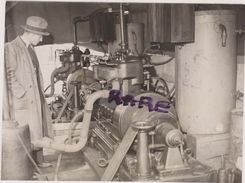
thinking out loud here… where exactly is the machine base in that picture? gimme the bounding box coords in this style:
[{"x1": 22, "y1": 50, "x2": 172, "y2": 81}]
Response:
[{"x1": 82, "y1": 146, "x2": 217, "y2": 182}]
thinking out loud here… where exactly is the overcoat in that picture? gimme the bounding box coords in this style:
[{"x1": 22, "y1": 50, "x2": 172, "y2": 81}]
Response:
[{"x1": 4, "y1": 36, "x2": 53, "y2": 143}]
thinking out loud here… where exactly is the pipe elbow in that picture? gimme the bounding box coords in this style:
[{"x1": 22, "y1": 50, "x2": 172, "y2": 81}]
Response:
[
  {"x1": 35, "y1": 90, "x2": 110, "y2": 152},
  {"x1": 63, "y1": 138, "x2": 88, "y2": 152},
  {"x1": 33, "y1": 136, "x2": 88, "y2": 153},
  {"x1": 84, "y1": 90, "x2": 110, "y2": 111},
  {"x1": 49, "y1": 138, "x2": 87, "y2": 152}
]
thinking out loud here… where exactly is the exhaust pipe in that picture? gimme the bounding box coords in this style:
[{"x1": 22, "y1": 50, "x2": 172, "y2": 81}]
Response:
[{"x1": 33, "y1": 90, "x2": 110, "y2": 152}]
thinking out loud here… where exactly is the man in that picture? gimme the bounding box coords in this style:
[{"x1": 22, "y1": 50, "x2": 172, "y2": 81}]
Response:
[{"x1": 4, "y1": 16, "x2": 53, "y2": 167}]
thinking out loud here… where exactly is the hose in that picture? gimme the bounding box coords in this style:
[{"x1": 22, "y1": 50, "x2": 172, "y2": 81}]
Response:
[
  {"x1": 44, "y1": 80, "x2": 58, "y2": 93},
  {"x1": 167, "y1": 85, "x2": 175, "y2": 102},
  {"x1": 150, "y1": 56, "x2": 174, "y2": 66},
  {"x1": 67, "y1": 110, "x2": 84, "y2": 144},
  {"x1": 32, "y1": 90, "x2": 110, "y2": 152},
  {"x1": 153, "y1": 77, "x2": 170, "y2": 97},
  {"x1": 45, "y1": 63, "x2": 70, "y2": 98}
]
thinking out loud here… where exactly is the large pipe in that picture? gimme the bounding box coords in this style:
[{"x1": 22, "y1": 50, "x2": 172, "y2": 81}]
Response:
[
  {"x1": 33, "y1": 90, "x2": 110, "y2": 152},
  {"x1": 119, "y1": 3, "x2": 126, "y2": 50},
  {"x1": 45, "y1": 63, "x2": 70, "y2": 98},
  {"x1": 68, "y1": 110, "x2": 84, "y2": 144}
]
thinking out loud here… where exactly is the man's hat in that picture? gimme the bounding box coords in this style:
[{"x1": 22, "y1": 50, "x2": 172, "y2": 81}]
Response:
[{"x1": 21, "y1": 16, "x2": 50, "y2": 36}]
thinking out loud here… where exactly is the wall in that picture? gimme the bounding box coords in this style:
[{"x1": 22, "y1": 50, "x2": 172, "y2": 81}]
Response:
[
  {"x1": 5, "y1": 2, "x2": 107, "y2": 43},
  {"x1": 6, "y1": 2, "x2": 245, "y2": 54}
]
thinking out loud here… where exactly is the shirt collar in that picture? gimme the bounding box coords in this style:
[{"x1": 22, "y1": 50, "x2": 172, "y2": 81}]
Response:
[{"x1": 19, "y1": 35, "x2": 31, "y2": 48}]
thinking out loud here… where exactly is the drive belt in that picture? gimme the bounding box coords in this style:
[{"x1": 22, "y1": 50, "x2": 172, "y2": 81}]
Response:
[{"x1": 101, "y1": 126, "x2": 138, "y2": 181}]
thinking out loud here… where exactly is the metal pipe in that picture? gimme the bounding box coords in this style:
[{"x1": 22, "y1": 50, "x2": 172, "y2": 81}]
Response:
[
  {"x1": 74, "y1": 22, "x2": 78, "y2": 46},
  {"x1": 68, "y1": 110, "x2": 84, "y2": 144},
  {"x1": 120, "y1": 3, "x2": 126, "y2": 50},
  {"x1": 74, "y1": 85, "x2": 79, "y2": 114},
  {"x1": 45, "y1": 63, "x2": 70, "y2": 98},
  {"x1": 70, "y1": 81, "x2": 81, "y2": 115},
  {"x1": 54, "y1": 90, "x2": 74, "y2": 123},
  {"x1": 32, "y1": 90, "x2": 110, "y2": 152}
]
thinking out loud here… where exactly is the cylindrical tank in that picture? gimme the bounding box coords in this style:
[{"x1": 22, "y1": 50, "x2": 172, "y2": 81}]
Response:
[
  {"x1": 229, "y1": 108, "x2": 243, "y2": 163},
  {"x1": 175, "y1": 10, "x2": 237, "y2": 134},
  {"x1": 2, "y1": 122, "x2": 33, "y2": 180},
  {"x1": 108, "y1": 23, "x2": 144, "y2": 56}
]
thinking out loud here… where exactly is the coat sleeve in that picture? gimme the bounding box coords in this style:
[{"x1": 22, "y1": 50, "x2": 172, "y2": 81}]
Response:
[{"x1": 5, "y1": 43, "x2": 26, "y2": 99}]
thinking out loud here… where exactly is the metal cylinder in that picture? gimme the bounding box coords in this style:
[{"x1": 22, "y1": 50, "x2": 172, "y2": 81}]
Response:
[
  {"x1": 217, "y1": 155, "x2": 227, "y2": 183},
  {"x1": 175, "y1": 10, "x2": 237, "y2": 134},
  {"x1": 136, "y1": 131, "x2": 151, "y2": 179},
  {"x1": 2, "y1": 123, "x2": 33, "y2": 180},
  {"x1": 217, "y1": 168, "x2": 227, "y2": 183},
  {"x1": 229, "y1": 108, "x2": 243, "y2": 163},
  {"x1": 120, "y1": 4, "x2": 126, "y2": 51},
  {"x1": 132, "y1": 121, "x2": 155, "y2": 180},
  {"x1": 70, "y1": 81, "x2": 81, "y2": 115},
  {"x1": 155, "y1": 122, "x2": 183, "y2": 148},
  {"x1": 127, "y1": 23, "x2": 144, "y2": 56}
]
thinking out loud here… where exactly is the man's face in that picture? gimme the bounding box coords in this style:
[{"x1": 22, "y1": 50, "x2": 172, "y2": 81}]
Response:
[{"x1": 31, "y1": 34, "x2": 43, "y2": 46}]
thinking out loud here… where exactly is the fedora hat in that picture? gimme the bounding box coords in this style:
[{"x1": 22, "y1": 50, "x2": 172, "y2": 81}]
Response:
[{"x1": 21, "y1": 16, "x2": 50, "y2": 36}]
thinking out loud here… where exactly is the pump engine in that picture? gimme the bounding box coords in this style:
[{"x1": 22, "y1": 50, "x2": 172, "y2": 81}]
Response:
[{"x1": 38, "y1": 4, "x2": 216, "y2": 182}]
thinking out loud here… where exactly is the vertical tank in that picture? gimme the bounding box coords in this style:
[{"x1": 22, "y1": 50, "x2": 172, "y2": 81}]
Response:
[
  {"x1": 175, "y1": 10, "x2": 237, "y2": 134},
  {"x1": 2, "y1": 122, "x2": 33, "y2": 180}
]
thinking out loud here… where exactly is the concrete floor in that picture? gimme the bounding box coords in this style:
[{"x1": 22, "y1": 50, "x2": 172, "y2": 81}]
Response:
[{"x1": 39, "y1": 151, "x2": 98, "y2": 181}]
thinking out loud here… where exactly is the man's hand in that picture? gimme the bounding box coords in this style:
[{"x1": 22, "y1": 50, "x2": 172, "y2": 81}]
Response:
[{"x1": 32, "y1": 137, "x2": 53, "y2": 148}]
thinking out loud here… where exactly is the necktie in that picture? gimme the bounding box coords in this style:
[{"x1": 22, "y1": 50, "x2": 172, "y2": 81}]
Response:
[{"x1": 27, "y1": 46, "x2": 41, "y2": 87}]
